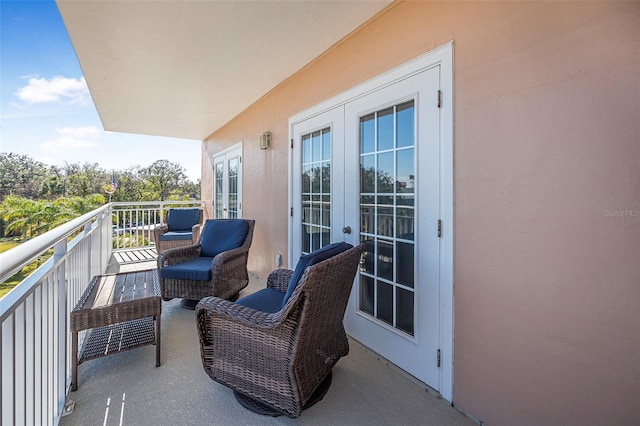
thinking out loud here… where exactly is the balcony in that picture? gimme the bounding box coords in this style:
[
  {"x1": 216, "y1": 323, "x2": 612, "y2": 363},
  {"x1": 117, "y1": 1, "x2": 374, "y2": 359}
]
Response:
[{"x1": 1, "y1": 203, "x2": 473, "y2": 425}]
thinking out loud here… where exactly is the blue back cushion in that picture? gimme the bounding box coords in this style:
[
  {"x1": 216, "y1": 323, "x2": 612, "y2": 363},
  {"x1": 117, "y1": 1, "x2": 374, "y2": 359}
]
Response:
[
  {"x1": 200, "y1": 219, "x2": 249, "y2": 258},
  {"x1": 236, "y1": 288, "x2": 285, "y2": 314},
  {"x1": 167, "y1": 208, "x2": 200, "y2": 231},
  {"x1": 281, "y1": 242, "x2": 352, "y2": 309}
]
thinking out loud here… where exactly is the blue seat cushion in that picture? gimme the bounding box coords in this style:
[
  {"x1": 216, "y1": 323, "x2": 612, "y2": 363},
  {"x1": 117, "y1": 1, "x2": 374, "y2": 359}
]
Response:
[
  {"x1": 158, "y1": 257, "x2": 214, "y2": 281},
  {"x1": 200, "y1": 219, "x2": 249, "y2": 258},
  {"x1": 167, "y1": 208, "x2": 200, "y2": 231},
  {"x1": 281, "y1": 242, "x2": 353, "y2": 309},
  {"x1": 159, "y1": 230, "x2": 193, "y2": 241},
  {"x1": 236, "y1": 288, "x2": 285, "y2": 314}
]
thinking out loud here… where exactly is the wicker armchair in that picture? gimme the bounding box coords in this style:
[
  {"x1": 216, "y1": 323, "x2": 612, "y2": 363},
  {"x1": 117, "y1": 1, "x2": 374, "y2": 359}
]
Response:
[
  {"x1": 195, "y1": 243, "x2": 365, "y2": 418},
  {"x1": 154, "y1": 208, "x2": 203, "y2": 253},
  {"x1": 157, "y1": 219, "x2": 255, "y2": 309}
]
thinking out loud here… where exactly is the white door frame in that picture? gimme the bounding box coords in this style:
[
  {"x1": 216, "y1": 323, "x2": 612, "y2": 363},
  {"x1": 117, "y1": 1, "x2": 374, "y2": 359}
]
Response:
[{"x1": 288, "y1": 42, "x2": 453, "y2": 401}]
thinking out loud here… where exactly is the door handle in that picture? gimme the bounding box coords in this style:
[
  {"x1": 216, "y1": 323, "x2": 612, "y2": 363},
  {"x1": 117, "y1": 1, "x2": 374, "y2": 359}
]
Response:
[{"x1": 342, "y1": 226, "x2": 352, "y2": 234}]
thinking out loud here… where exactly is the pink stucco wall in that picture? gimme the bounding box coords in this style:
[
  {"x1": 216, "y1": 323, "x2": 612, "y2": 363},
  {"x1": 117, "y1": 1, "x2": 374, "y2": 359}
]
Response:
[{"x1": 202, "y1": 2, "x2": 640, "y2": 424}]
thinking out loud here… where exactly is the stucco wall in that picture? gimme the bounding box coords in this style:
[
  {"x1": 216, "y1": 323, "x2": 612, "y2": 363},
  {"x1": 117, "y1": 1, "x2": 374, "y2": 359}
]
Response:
[{"x1": 202, "y1": 1, "x2": 640, "y2": 424}]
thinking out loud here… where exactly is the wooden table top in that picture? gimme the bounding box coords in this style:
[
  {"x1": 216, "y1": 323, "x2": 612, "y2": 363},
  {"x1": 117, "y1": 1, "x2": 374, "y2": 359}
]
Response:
[
  {"x1": 76, "y1": 270, "x2": 159, "y2": 311},
  {"x1": 71, "y1": 269, "x2": 161, "y2": 332}
]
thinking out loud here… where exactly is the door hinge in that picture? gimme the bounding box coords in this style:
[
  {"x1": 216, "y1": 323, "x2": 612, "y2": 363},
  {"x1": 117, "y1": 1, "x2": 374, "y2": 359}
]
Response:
[
  {"x1": 437, "y1": 90, "x2": 442, "y2": 108},
  {"x1": 437, "y1": 219, "x2": 442, "y2": 238},
  {"x1": 291, "y1": 138, "x2": 294, "y2": 149},
  {"x1": 290, "y1": 207, "x2": 293, "y2": 217},
  {"x1": 437, "y1": 349, "x2": 441, "y2": 368}
]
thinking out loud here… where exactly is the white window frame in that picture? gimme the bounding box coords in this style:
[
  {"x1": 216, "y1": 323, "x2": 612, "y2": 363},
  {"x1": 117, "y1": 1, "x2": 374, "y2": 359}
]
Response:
[{"x1": 211, "y1": 141, "x2": 243, "y2": 219}]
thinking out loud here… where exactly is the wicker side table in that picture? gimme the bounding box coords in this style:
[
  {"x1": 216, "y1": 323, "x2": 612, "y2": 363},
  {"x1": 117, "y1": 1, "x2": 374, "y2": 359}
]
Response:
[{"x1": 70, "y1": 269, "x2": 162, "y2": 391}]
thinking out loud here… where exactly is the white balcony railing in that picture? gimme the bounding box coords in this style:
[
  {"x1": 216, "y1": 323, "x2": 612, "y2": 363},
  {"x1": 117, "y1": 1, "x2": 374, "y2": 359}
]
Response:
[
  {"x1": 0, "y1": 205, "x2": 112, "y2": 425},
  {"x1": 0, "y1": 200, "x2": 203, "y2": 425}
]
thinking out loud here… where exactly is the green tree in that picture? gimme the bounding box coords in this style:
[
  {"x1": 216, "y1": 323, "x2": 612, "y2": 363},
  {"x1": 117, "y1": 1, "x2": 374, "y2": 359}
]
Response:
[
  {"x1": 64, "y1": 162, "x2": 108, "y2": 197},
  {"x1": 182, "y1": 179, "x2": 201, "y2": 200},
  {"x1": 140, "y1": 159, "x2": 188, "y2": 201},
  {"x1": 110, "y1": 167, "x2": 149, "y2": 202},
  {"x1": 0, "y1": 153, "x2": 50, "y2": 201},
  {"x1": 40, "y1": 168, "x2": 66, "y2": 199},
  {"x1": 0, "y1": 153, "x2": 199, "y2": 205}
]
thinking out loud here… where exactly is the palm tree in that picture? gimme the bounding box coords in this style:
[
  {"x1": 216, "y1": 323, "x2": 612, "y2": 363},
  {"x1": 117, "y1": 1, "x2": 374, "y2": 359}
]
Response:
[{"x1": 0, "y1": 196, "x2": 42, "y2": 241}]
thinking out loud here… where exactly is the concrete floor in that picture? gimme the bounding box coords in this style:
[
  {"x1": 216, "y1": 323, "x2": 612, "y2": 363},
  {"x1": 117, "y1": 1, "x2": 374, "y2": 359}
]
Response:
[{"x1": 61, "y1": 252, "x2": 475, "y2": 426}]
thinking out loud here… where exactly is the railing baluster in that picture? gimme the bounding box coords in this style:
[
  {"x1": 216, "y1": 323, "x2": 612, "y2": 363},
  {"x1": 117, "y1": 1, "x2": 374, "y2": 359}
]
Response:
[
  {"x1": 25, "y1": 294, "x2": 34, "y2": 425},
  {"x1": 34, "y1": 286, "x2": 42, "y2": 425},
  {"x1": 2, "y1": 314, "x2": 15, "y2": 425}
]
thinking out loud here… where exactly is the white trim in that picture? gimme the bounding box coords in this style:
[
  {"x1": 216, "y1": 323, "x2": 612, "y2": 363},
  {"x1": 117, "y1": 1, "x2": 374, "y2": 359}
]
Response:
[
  {"x1": 207, "y1": 140, "x2": 243, "y2": 163},
  {"x1": 288, "y1": 41, "x2": 454, "y2": 401},
  {"x1": 290, "y1": 41, "x2": 453, "y2": 126},
  {"x1": 438, "y1": 43, "x2": 454, "y2": 403}
]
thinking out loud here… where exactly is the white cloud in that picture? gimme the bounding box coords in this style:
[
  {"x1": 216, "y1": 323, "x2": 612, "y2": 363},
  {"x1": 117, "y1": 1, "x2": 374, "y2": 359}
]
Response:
[
  {"x1": 55, "y1": 126, "x2": 101, "y2": 139},
  {"x1": 40, "y1": 126, "x2": 101, "y2": 152},
  {"x1": 40, "y1": 137, "x2": 97, "y2": 152},
  {"x1": 15, "y1": 76, "x2": 89, "y2": 105}
]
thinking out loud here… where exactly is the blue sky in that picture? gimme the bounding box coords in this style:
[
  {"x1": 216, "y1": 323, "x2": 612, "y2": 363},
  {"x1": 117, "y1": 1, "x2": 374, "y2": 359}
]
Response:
[{"x1": 0, "y1": 0, "x2": 201, "y2": 181}]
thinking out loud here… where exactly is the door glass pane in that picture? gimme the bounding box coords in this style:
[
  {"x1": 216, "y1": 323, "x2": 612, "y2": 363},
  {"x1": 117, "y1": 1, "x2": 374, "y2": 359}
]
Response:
[
  {"x1": 302, "y1": 165, "x2": 311, "y2": 193},
  {"x1": 302, "y1": 195, "x2": 311, "y2": 253},
  {"x1": 396, "y1": 148, "x2": 414, "y2": 194},
  {"x1": 312, "y1": 130, "x2": 322, "y2": 162},
  {"x1": 376, "y1": 281, "x2": 393, "y2": 326},
  {"x1": 322, "y1": 130, "x2": 331, "y2": 161},
  {"x1": 322, "y1": 195, "x2": 331, "y2": 227},
  {"x1": 396, "y1": 197, "x2": 414, "y2": 241},
  {"x1": 396, "y1": 241, "x2": 414, "y2": 288},
  {"x1": 302, "y1": 134, "x2": 311, "y2": 164},
  {"x1": 396, "y1": 287, "x2": 414, "y2": 335},
  {"x1": 360, "y1": 155, "x2": 375, "y2": 194},
  {"x1": 376, "y1": 239, "x2": 393, "y2": 282},
  {"x1": 377, "y1": 107, "x2": 394, "y2": 151},
  {"x1": 228, "y1": 157, "x2": 238, "y2": 218},
  {"x1": 321, "y1": 163, "x2": 330, "y2": 194},
  {"x1": 377, "y1": 152, "x2": 394, "y2": 193},
  {"x1": 377, "y1": 196, "x2": 394, "y2": 237},
  {"x1": 358, "y1": 101, "x2": 416, "y2": 336},
  {"x1": 396, "y1": 101, "x2": 414, "y2": 148},
  {"x1": 301, "y1": 127, "x2": 331, "y2": 255},
  {"x1": 359, "y1": 275, "x2": 374, "y2": 315},
  {"x1": 360, "y1": 237, "x2": 375, "y2": 275},
  {"x1": 360, "y1": 196, "x2": 375, "y2": 235},
  {"x1": 360, "y1": 113, "x2": 375, "y2": 154},
  {"x1": 215, "y1": 163, "x2": 224, "y2": 218},
  {"x1": 311, "y1": 165, "x2": 321, "y2": 193},
  {"x1": 311, "y1": 225, "x2": 321, "y2": 251}
]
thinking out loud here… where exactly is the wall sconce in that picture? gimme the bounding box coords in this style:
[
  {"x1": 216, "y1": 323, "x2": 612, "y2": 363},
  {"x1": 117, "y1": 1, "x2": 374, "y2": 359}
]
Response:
[{"x1": 259, "y1": 131, "x2": 272, "y2": 150}]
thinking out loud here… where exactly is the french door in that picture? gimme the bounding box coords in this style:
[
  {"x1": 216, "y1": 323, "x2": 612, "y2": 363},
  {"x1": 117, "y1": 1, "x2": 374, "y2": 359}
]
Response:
[
  {"x1": 212, "y1": 145, "x2": 242, "y2": 219},
  {"x1": 291, "y1": 65, "x2": 444, "y2": 390}
]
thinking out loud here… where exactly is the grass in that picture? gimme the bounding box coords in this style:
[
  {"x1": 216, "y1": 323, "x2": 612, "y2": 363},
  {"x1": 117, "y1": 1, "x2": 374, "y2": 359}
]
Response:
[
  {"x1": 0, "y1": 240, "x2": 19, "y2": 253},
  {"x1": 0, "y1": 239, "x2": 21, "y2": 298},
  {"x1": 0, "y1": 238, "x2": 51, "y2": 299}
]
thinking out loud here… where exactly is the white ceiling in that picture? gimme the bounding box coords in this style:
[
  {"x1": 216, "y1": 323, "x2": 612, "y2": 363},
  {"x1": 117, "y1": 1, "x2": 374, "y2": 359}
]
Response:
[{"x1": 56, "y1": 0, "x2": 392, "y2": 141}]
